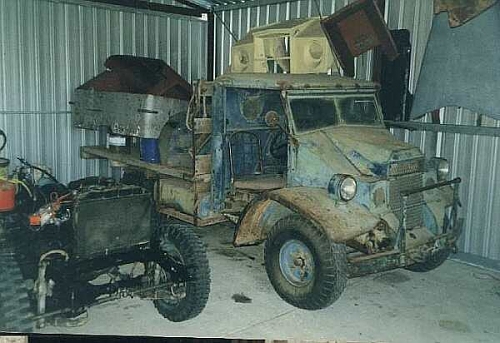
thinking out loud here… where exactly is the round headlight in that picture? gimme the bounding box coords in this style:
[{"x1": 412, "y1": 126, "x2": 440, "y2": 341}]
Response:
[
  {"x1": 436, "y1": 158, "x2": 449, "y2": 181},
  {"x1": 340, "y1": 177, "x2": 357, "y2": 201},
  {"x1": 328, "y1": 174, "x2": 357, "y2": 201}
]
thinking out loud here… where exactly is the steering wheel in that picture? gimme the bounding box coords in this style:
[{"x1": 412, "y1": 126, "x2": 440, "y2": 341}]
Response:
[{"x1": 269, "y1": 131, "x2": 288, "y2": 161}]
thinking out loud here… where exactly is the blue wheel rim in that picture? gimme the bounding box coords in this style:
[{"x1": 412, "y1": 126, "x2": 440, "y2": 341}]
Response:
[{"x1": 279, "y1": 239, "x2": 315, "y2": 287}]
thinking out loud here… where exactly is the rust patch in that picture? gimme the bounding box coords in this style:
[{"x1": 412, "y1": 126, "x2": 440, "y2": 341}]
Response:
[
  {"x1": 276, "y1": 80, "x2": 292, "y2": 90},
  {"x1": 435, "y1": 0, "x2": 497, "y2": 27},
  {"x1": 79, "y1": 55, "x2": 192, "y2": 100},
  {"x1": 194, "y1": 154, "x2": 211, "y2": 176},
  {"x1": 268, "y1": 187, "x2": 380, "y2": 242},
  {"x1": 233, "y1": 175, "x2": 285, "y2": 191},
  {"x1": 233, "y1": 198, "x2": 272, "y2": 246},
  {"x1": 235, "y1": 187, "x2": 383, "y2": 246}
]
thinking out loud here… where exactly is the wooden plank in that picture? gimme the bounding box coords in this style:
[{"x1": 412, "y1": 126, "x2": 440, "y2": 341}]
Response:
[
  {"x1": 194, "y1": 118, "x2": 212, "y2": 134},
  {"x1": 0, "y1": 337, "x2": 28, "y2": 343},
  {"x1": 194, "y1": 179, "x2": 211, "y2": 193},
  {"x1": 159, "y1": 207, "x2": 227, "y2": 227},
  {"x1": 81, "y1": 146, "x2": 192, "y2": 179},
  {"x1": 194, "y1": 133, "x2": 211, "y2": 152},
  {"x1": 195, "y1": 154, "x2": 212, "y2": 176}
]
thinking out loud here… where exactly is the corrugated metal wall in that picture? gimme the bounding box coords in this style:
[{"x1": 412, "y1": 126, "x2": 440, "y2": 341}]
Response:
[
  {"x1": 384, "y1": 1, "x2": 500, "y2": 262},
  {"x1": 0, "y1": 0, "x2": 206, "y2": 183},
  {"x1": 214, "y1": 0, "x2": 500, "y2": 261}
]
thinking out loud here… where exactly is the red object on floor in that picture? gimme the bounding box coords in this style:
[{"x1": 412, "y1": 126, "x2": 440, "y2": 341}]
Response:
[{"x1": 0, "y1": 180, "x2": 15, "y2": 212}]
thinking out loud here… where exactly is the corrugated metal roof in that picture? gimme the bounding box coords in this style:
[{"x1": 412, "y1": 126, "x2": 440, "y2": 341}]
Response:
[
  {"x1": 47, "y1": 0, "x2": 282, "y2": 15},
  {"x1": 191, "y1": 0, "x2": 235, "y2": 7},
  {"x1": 190, "y1": 0, "x2": 277, "y2": 10},
  {"x1": 137, "y1": 0, "x2": 258, "y2": 10}
]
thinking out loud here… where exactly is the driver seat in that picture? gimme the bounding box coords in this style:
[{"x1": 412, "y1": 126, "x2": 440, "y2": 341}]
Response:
[{"x1": 228, "y1": 131, "x2": 285, "y2": 191}]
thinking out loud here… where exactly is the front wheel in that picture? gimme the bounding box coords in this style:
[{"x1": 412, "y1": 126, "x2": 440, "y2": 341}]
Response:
[
  {"x1": 264, "y1": 215, "x2": 347, "y2": 310},
  {"x1": 150, "y1": 223, "x2": 210, "y2": 322}
]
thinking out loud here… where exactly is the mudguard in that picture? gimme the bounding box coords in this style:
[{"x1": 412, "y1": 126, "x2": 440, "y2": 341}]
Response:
[{"x1": 234, "y1": 187, "x2": 381, "y2": 246}]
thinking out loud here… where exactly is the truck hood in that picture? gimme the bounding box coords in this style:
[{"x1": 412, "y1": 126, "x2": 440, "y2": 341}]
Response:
[{"x1": 298, "y1": 126, "x2": 422, "y2": 176}]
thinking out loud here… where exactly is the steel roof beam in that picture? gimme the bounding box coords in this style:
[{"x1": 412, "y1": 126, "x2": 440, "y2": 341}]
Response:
[
  {"x1": 213, "y1": 0, "x2": 297, "y2": 12},
  {"x1": 80, "y1": 0, "x2": 207, "y2": 17}
]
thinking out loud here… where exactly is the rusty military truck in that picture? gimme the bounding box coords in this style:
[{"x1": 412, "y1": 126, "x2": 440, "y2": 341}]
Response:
[
  {"x1": 206, "y1": 73, "x2": 462, "y2": 310},
  {"x1": 74, "y1": 61, "x2": 462, "y2": 311}
]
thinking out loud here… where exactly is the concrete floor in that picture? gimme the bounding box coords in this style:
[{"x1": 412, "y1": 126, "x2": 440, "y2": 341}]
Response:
[{"x1": 38, "y1": 224, "x2": 500, "y2": 343}]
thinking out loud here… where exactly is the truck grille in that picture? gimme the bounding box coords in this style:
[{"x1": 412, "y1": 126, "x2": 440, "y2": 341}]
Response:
[
  {"x1": 389, "y1": 158, "x2": 424, "y2": 176},
  {"x1": 389, "y1": 170, "x2": 424, "y2": 229}
]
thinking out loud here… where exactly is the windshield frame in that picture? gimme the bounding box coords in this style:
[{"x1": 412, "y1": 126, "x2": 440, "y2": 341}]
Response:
[{"x1": 285, "y1": 92, "x2": 384, "y2": 134}]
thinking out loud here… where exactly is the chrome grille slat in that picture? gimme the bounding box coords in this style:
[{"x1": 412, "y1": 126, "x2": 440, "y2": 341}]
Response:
[
  {"x1": 389, "y1": 171, "x2": 424, "y2": 229},
  {"x1": 389, "y1": 158, "x2": 425, "y2": 176}
]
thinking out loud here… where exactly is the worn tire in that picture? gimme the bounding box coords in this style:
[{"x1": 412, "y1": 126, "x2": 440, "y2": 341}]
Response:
[
  {"x1": 0, "y1": 254, "x2": 34, "y2": 332},
  {"x1": 405, "y1": 248, "x2": 451, "y2": 272},
  {"x1": 153, "y1": 223, "x2": 210, "y2": 322},
  {"x1": 264, "y1": 215, "x2": 347, "y2": 310}
]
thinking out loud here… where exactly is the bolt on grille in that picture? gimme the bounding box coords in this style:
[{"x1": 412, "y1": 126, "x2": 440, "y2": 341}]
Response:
[{"x1": 389, "y1": 172, "x2": 424, "y2": 229}]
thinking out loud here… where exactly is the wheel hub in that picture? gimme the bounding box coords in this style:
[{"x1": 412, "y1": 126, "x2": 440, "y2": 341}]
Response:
[
  {"x1": 294, "y1": 257, "x2": 305, "y2": 267},
  {"x1": 279, "y1": 239, "x2": 315, "y2": 287}
]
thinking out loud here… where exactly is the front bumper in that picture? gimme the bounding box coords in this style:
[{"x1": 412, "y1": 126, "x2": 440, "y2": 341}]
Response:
[
  {"x1": 405, "y1": 217, "x2": 463, "y2": 264},
  {"x1": 397, "y1": 177, "x2": 462, "y2": 257},
  {"x1": 348, "y1": 177, "x2": 463, "y2": 278}
]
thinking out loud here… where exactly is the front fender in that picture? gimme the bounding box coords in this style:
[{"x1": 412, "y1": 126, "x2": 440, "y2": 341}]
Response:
[{"x1": 234, "y1": 187, "x2": 381, "y2": 246}]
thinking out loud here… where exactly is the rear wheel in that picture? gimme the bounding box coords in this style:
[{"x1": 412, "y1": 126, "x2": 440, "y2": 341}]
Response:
[
  {"x1": 264, "y1": 215, "x2": 347, "y2": 310},
  {"x1": 0, "y1": 254, "x2": 34, "y2": 332},
  {"x1": 150, "y1": 223, "x2": 210, "y2": 322}
]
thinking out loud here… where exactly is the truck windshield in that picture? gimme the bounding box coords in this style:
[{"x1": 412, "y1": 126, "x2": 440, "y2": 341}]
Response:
[
  {"x1": 289, "y1": 96, "x2": 381, "y2": 132},
  {"x1": 289, "y1": 98, "x2": 338, "y2": 132},
  {"x1": 336, "y1": 97, "x2": 379, "y2": 125}
]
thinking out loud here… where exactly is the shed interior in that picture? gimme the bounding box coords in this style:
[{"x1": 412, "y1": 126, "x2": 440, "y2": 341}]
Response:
[{"x1": 0, "y1": 0, "x2": 499, "y2": 342}]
